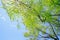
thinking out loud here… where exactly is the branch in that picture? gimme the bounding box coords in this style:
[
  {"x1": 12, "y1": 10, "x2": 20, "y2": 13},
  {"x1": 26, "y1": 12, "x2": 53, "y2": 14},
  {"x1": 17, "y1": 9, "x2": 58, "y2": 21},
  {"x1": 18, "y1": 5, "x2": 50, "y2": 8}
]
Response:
[
  {"x1": 48, "y1": 22, "x2": 59, "y2": 40},
  {"x1": 37, "y1": 15, "x2": 46, "y2": 22},
  {"x1": 36, "y1": 27, "x2": 56, "y2": 39},
  {"x1": 51, "y1": 14, "x2": 60, "y2": 16}
]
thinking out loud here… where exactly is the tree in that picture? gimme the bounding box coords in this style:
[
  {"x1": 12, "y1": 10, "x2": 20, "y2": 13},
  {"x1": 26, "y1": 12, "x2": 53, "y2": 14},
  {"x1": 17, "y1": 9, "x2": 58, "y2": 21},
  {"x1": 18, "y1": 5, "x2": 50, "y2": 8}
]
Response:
[{"x1": 2, "y1": 0, "x2": 60, "y2": 40}]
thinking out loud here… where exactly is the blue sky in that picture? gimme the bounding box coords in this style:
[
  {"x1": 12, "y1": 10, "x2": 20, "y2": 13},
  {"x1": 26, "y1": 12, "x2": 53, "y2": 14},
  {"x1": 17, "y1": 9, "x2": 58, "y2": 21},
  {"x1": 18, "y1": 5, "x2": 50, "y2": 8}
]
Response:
[{"x1": 0, "y1": 0, "x2": 27, "y2": 40}]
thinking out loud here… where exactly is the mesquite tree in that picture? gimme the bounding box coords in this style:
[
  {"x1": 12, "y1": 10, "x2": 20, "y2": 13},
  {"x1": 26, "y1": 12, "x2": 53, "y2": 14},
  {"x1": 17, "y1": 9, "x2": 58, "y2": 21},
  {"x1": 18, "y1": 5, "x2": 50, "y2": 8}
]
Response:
[{"x1": 2, "y1": 0, "x2": 60, "y2": 40}]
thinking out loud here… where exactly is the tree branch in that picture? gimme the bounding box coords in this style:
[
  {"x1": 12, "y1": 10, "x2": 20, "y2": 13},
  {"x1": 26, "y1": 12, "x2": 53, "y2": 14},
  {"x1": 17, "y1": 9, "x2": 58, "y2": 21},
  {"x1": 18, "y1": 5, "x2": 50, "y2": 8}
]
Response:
[
  {"x1": 37, "y1": 15, "x2": 46, "y2": 22},
  {"x1": 48, "y1": 22, "x2": 59, "y2": 40},
  {"x1": 36, "y1": 27, "x2": 56, "y2": 39},
  {"x1": 51, "y1": 14, "x2": 60, "y2": 16}
]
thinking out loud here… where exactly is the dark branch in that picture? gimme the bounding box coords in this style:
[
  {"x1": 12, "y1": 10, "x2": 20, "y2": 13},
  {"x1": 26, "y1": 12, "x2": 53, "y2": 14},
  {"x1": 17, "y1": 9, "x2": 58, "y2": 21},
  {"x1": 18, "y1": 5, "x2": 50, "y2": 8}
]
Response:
[
  {"x1": 51, "y1": 14, "x2": 60, "y2": 16},
  {"x1": 36, "y1": 27, "x2": 56, "y2": 39},
  {"x1": 37, "y1": 15, "x2": 46, "y2": 22},
  {"x1": 48, "y1": 22, "x2": 59, "y2": 40}
]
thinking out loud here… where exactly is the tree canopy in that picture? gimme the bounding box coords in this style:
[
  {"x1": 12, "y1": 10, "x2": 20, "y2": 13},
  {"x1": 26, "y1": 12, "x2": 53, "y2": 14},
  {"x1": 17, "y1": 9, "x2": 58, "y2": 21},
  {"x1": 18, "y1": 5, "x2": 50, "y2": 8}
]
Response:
[{"x1": 2, "y1": 0, "x2": 60, "y2": 40}]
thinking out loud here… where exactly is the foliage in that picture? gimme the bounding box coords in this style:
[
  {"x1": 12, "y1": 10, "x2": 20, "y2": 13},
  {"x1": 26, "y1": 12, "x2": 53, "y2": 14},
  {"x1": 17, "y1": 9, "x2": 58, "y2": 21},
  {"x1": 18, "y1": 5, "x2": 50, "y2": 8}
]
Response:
[{"x1": 2, "y1": 0, "x2": 60, "y2": 40}]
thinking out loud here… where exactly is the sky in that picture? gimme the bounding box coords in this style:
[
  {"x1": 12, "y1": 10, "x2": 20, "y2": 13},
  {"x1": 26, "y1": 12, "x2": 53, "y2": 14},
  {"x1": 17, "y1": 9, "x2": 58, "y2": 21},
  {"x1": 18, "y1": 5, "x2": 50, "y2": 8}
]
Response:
[{"x1": 0, "y1": 0, "x2": 27, "y2": 40}]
